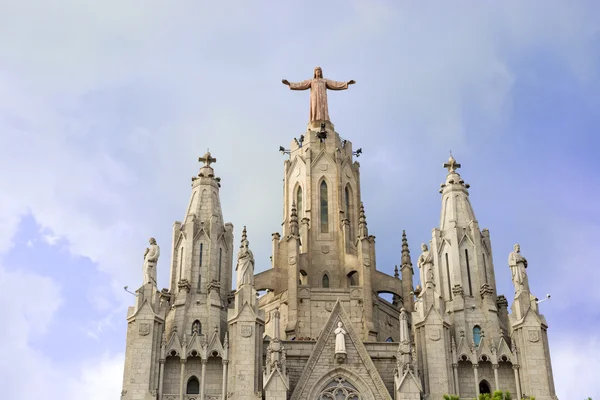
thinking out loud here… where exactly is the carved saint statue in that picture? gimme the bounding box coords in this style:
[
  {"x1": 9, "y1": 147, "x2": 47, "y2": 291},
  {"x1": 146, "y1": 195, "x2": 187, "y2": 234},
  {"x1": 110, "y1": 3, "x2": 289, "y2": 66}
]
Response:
[
  {"x1": 399, "y1": 308, "x2": 410, "y2": 344},
  {"x1": 334, "y1": 322, "x2": 347, "y2": 354},
  {"x1": 282, "y1": 66, "x2": 355, "y2": 122},
  {"x1": 417, "y1": 243, "x2": 434, "y2": 288},
  {"x1": 508, "y1": 243, "x2": 529, "y2": 294},
  {"x1": 236, "y1": 238, "x2": 254, "y2": 289},
  {"x1": 143, "y1": 237, "x2": 160, "y2": 285}
]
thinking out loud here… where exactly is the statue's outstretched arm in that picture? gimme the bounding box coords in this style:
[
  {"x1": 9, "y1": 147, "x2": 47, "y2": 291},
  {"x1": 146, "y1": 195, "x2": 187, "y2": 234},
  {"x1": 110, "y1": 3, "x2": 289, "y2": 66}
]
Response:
[
  {"x1": 325, "y1": 79, "x2": 355, "y2": 90},
  {"x1": 283, "y1": 79, "x2": 311, "y2": 90}
]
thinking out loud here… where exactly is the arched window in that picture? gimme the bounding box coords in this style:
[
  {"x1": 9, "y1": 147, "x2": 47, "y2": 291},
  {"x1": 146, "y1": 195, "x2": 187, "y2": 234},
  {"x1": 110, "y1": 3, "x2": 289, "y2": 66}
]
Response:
[
  {"x1": 192, "y1": 320, "x2": 202, "y2": 335},
  {"x1": 347, "y1": 271, "x2": 358, "y2": 286},
  {"x1": 198, "y1": 243, "x2": 203, "y2": 292},
  {"x1": 386, "y1": 337, "x2": 394, "y2": 342},
  {"x1": 179, "y1": 247, "x2": 184, "y2": 281},
  {"x1": 218, "y1": 247, "x2": 222, "y2": 280},
  {"x1": 473, "y1": 325, "x2": 482, "y2": 347},
  {"x1": 296, "y1": 186, "x2": 303, "y2": 217},
  {"x1": 186, "y1": 376, "x2": 200, "y2": 394},
  {"x1": 322, "y1": 274, "x2": 330, "y2": 288},
  {"x1": 299, "y1": 270, "x2": 308, "y2": 285},
  {"x1": 320, "y1": 180, "x2": 329, "y2": 233},
  {"x1": 345, "y1": 186, "x2": 350, "y2": 217}
]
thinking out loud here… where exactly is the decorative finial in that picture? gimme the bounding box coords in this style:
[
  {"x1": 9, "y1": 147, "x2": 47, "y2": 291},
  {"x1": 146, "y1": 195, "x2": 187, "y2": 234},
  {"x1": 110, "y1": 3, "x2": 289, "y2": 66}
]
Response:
[
  {"x1": 394, "y1": 265, "x2": 399, "y2": 278},
  {"x1": 289, "y1": 201, "x2": 299, "y2": 237},
  {"x1": 199, "y1": 151, "x2": 217, "y2": 167},
  {"x1": 401, "y1": 230, "x2": 412, "y2": 268},
  {"x1": 443, "y1": 155, "x2": 461, "y2": 174},
  {"x1": 358, "y1": 202, "x2": 368, "y2": 238}
]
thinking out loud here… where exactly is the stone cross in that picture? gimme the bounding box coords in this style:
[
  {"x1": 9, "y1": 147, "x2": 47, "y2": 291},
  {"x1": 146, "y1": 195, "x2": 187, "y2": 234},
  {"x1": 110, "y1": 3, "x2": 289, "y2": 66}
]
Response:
[
  {"x1": 199, "y1": 150, "x2": 217, "y2": 167},
  {"x1": 444, "y1": 155, "x2": 461, "y2": 174}
]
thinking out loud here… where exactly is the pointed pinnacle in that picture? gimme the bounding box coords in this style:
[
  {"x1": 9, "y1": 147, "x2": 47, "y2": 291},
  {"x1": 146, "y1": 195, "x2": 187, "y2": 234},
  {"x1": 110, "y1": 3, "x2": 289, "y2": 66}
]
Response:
[
  {"x1": 401, "y1": 230, "x2": 412, "y2": 267},
  {"x1": 394, "y1": 265, "x2": 399, "y2": 278}
]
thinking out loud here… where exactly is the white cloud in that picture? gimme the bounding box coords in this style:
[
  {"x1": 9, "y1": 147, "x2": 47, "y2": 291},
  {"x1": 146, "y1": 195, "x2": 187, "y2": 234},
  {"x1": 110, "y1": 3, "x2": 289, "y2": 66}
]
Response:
[
  {"x1": 552, "y1": 335, "x2": 600, "y2": 400},
  {"x1": 67, "y1": 353, "x2": 125, "y2": 400}
]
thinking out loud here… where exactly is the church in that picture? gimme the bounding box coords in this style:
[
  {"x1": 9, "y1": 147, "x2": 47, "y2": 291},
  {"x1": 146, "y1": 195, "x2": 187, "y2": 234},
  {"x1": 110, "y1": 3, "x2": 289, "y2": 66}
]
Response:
[{"x1": 120, "y1": 67, "x2": 557, "y2": 400}]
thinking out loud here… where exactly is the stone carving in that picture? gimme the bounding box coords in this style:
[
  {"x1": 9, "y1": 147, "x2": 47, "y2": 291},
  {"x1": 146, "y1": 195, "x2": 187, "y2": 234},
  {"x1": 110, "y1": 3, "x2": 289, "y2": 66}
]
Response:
[
  {"x1": 143, "y1": 237, "x2": 160, "y2": 285},
  {"x1": 508, "y1": 243, "x2": 529, "y2": 294},
  {"x1": 417, "y1": 243, "x2": 434, "y2": 288},
  {"x1": 282, "y1": 66, "x2": 355, "y2": 122},
  {"x1": 236, "y1": 227, "x2": 254, "y2": 289},
  {"x1": 334, "y1": 322, "x2": 347, "y2": 354},
  {"x1": 399, "y1": 308, "x2": 410, "y2": 343},
  {"x1": 139, "y1": 322, "x2": 150, "y2": 336},
  {"x1": 429, "y1": 328, "x2": 441, "y2": 341},
  {"x1": 241, "y1": 325, "x2": 252, "y2": 338},
  {"x1": 528, "y1": 329, "x2": 540, "y2": 343}
]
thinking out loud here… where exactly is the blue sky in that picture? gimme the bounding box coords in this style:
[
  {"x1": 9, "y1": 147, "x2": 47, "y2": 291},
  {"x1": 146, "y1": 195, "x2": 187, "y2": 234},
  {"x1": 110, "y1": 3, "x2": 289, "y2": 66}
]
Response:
[{"x1": 0, "y1": 1, "x2": 598, "y2": 398}]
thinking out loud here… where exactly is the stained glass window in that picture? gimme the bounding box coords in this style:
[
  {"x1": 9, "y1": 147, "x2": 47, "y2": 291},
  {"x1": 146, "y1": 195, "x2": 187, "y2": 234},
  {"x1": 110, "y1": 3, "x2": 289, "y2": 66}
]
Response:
[{"x1": 320, "y1": 181, "x2": 328, "y2": 233}]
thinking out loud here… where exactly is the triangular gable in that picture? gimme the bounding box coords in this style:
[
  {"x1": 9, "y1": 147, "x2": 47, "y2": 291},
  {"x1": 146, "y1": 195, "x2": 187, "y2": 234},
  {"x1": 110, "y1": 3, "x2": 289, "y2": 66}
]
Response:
[
  {"x1": 126, "y1": 298, "x2": 160, "y2": 322},
  {"x1": 458, "y1": 231, "x2": 475, "y2": 247},
  {"x1": 285, "y1": 154, "x2": 307, "y2": 179},
  {"x1": 477, "y1": 335, "x2": 493, "y2": 361},
  {"x1": 186, "y1": 332, "x2": 204, "y2": 358},
  {"x1": 456, "y1": 335, "x2": 472, "y2": 360},
  {"x1": 290, "y1": 300, "x2": 391, "y2": 400},
  {"x1": 206, "y1": 328, "x2": 225, "y2": 358},
  {"x1": 165, "y1": 330, "x2": 183, "y2": 357},
  {"x1": 496, "y1": 337, "x2": 514, "y2": 363},
  {"x1": 396, "y1": 369, "x2": 423, "y2": 394},
  {"x1": 310, "y1": 149, "x2": 336, "y2": 170},
  {"x1": 264, "y1": 367, "x2": 289, "y2": 391},
  {"x1": 436, "y1": 238, "x2": 451, "y2": 255}
]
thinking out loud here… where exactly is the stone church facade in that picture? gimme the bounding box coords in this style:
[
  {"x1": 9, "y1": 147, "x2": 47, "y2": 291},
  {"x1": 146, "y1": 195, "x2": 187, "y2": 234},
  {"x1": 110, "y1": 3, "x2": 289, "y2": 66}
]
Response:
[{"x1": 120, "y1": 70, "x2": 557, "y2": 400}]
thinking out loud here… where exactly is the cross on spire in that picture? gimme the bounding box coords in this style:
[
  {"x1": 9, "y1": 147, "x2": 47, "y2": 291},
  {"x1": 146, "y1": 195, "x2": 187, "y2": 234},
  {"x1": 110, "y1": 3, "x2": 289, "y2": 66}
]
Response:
[
  {"x1": 443, "y1": 155, "x2": 461, "y2": 174},
  {"x1": 199, "y1": 150, "x2": 217, "y2": 167}
]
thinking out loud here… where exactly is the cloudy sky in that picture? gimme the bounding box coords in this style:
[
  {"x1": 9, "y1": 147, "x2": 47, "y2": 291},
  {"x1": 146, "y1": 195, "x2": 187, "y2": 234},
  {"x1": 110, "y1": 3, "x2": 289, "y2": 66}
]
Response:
[{"x1": 0, "y1": 1, "x2": 598, "y2": 398}]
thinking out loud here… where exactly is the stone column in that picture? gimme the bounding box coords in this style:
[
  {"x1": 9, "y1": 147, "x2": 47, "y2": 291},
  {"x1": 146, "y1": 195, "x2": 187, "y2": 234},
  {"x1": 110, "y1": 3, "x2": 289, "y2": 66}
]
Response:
[
  {"x1": 179, "y1": 359, "x2": 187, "y2": 400},
  {"x1": 452, "y1": 363, "x2": 459, "y2": 397},
  {"x1": 221, "y1": 360, "x2": 229, "y2": 400},
  {"x1": 492, "y1": 364, "x2": 499, "y2": 391},
  {"x1": 158, "y1": 359, "x2": 165, "y2": 400},
  {"x1": 473, "y1": 365, "x2": 480, "y2": 398},
  {"x1": 200, "y1": 359, "x2": 208, "y2": 400},
  {"x1": 513, "y1": 365, "x2": 522, "y2": 400}
]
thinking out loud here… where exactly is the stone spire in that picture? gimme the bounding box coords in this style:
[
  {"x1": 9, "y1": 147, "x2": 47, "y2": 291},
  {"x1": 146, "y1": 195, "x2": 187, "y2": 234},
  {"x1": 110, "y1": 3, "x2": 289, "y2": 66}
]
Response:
[
  {"x1": 358, "y1": 202, "x2": 369, "y2": 238},
  {"x1": 438, "y1": 155, "x2": 476, "y2": 230},
  {"x1": 400, "y1": 230, "x2": 415, "y2": 312}
]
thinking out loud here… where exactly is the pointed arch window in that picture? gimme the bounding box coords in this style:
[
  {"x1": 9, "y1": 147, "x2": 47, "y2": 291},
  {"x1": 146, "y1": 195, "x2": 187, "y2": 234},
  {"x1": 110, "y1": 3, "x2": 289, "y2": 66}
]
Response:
[
  {"x1": 473, "y1": 325, "x2": 482, "y2": 347},
  {"x1": 198, "y1": 243, "x2": 203, "y2": 292},
  {"x1": 186, "y1": 376, "x2": 200, "y2": 394},
  {"x1": 320, "y1": 180, "x2": 329, "y2": 233},
  {"x1": 322, "y1": 274, "x2": 330, "y2": 288},
  {"x1": 179, "y1": 247, "x2": 184, "y2": 281},
  {"x1": 218, "y1": 247, "x2": 222, "y2": 281},
  {"x1": 192, "y1": 320, "x2": 202, "y2": 335},
  {"x1": 296, "y1": 185, "x2": 303, "y2": 218}
]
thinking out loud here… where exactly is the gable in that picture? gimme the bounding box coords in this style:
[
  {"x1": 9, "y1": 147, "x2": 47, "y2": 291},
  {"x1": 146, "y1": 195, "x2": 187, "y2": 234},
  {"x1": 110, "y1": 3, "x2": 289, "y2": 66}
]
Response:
[{"x1": 290, "y1": 300, "x2": 391, "y2": 400}]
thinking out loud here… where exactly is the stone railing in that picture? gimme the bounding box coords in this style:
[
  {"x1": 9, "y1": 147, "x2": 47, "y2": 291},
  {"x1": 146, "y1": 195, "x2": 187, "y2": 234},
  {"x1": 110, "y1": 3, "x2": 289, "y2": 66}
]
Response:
[{"x1": 163, "y1": 395, "x2": 199, "y2": 400}]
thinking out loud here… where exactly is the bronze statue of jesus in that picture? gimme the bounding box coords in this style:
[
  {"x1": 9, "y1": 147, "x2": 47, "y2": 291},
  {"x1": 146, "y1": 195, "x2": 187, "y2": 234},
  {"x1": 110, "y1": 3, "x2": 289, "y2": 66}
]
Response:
[{"x1": 282, "y1": 66, "x2": 355, "y2": 122}]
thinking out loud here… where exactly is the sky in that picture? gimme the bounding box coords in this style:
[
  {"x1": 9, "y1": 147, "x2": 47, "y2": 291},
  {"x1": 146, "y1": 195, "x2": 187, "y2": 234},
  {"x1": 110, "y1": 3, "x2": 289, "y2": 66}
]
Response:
[{"x1": 0, "y1": 1, "x2": 598, "y2": 398}]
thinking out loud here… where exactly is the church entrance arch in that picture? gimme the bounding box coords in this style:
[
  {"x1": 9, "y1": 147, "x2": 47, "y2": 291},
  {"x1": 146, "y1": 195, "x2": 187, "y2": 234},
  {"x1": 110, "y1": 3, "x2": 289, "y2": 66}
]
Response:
[
  {"x1": 306, "y1": 368, "x2": 375, "y2": 400},
  {"x1": 479, "y1": 379, "x2": 491, "y2": 394}
]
